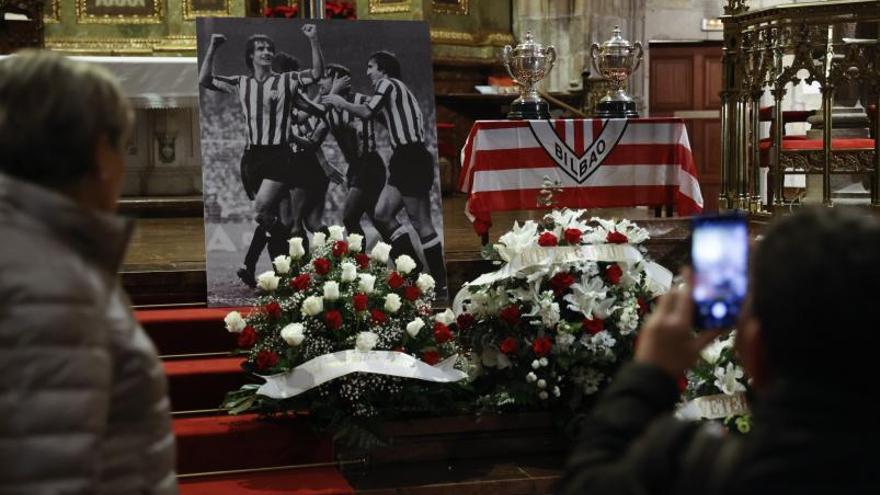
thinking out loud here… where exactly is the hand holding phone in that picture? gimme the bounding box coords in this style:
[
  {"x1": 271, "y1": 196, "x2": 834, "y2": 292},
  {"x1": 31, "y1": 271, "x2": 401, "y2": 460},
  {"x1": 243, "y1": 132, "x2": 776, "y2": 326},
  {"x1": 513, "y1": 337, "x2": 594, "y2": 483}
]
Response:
[{"x1": 691, "y1": 215, "x2": 749, "y2": 330}]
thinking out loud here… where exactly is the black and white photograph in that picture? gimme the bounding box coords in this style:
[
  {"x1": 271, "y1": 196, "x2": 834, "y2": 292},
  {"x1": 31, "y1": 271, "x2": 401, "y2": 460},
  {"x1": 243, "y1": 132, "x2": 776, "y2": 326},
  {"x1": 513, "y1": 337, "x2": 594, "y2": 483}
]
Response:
[{"x1": 197, "y1": 17, "x2": 447, "y2": 307}]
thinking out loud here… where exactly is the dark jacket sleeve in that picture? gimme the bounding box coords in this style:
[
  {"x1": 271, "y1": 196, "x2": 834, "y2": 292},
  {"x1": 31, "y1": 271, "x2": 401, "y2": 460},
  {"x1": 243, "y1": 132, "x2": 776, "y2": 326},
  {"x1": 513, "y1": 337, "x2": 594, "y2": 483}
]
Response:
[{"x1": 556, "y1": 362, "x2": 700, "y2": 495}]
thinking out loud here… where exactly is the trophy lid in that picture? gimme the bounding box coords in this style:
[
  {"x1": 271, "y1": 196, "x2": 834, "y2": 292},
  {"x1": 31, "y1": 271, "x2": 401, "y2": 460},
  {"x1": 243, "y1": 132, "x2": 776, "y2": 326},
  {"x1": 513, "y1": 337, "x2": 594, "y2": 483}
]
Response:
[
  {"x1": 598, "y1": 26, "x2": 633, "y2": 49},
  {"x1": 511, "y1": 31, "x2": 548, "y2": 56}
]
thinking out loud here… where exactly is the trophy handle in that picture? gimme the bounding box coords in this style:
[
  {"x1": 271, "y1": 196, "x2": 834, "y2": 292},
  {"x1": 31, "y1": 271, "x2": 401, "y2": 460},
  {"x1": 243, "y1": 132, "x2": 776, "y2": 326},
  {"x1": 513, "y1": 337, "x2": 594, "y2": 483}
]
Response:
[
  {"x1": 631, "y1": 41, "x2": 644, "y2": 74},
  {"x1": 546, "y1": 45, "x2": 557, "y2": 73},
  {"x1": 501, "y1": 45, "x2": 520, "y2": 87},
  {"x1": 590, "y1": 42, "x2": 602, "y2": 75}
]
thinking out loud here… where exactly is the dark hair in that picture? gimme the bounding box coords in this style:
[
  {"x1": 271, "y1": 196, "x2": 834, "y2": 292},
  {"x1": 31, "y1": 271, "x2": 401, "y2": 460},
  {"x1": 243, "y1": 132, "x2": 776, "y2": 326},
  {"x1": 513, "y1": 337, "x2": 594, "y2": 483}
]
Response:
[
  {"x1": 369, "y1": 50, "x2": 401, "y2": 79},
  {"x1": 324, "y1": 63, "x2": 350, "y2": 79},
  {"x1": 272, "y1": 52, "x2": 300, "y2": 73},
  {"x1": 244, "y1": 35, "x2": 276, "y2": 71},
  {"x1": 0, "y1": 50, "x2": 132, "y2": 188},
  {"x1": 751, "y1": 207, "x2": 880, "y2": 383}
]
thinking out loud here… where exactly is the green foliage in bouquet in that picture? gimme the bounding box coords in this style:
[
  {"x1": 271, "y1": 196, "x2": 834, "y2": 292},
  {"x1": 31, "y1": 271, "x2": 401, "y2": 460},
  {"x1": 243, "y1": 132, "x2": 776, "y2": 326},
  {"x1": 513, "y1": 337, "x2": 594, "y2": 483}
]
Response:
[
  {"x1": 455, "y1": 209, "x2": 668, "y2": 414},
  {"x1": 221, "y1": 227, "x2": 470, "y2": 447}
]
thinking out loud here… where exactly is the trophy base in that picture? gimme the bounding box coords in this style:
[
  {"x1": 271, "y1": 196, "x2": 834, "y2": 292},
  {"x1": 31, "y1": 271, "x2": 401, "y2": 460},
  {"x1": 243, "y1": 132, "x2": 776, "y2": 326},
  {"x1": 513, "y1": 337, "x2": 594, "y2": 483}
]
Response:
[
  {"x1": 507, "y1": 100, "x2": 551, "y2": 120},
  {"x1": 595, "y1": 100, "x2": 639, "y2": 119}
]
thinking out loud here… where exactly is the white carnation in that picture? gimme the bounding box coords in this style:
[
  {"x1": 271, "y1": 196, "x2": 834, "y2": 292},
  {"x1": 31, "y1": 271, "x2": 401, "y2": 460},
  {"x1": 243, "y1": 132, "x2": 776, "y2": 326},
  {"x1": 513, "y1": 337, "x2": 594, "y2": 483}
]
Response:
[
  {"x1": 406, "y1": 318, "x2": 425, "y2": 337},
  {"x1": 340, "y1": 262, "x2": 358, "y2": 282},
  {"x1": 355, "y1": 331, "x2": 379, "y2": 352},
  {"x1": 327, "y1": 225, "x2": 345, "y2": 241},
  {"x1": 323, "y1": 281, "x2": 340, "y2": 301},
  {"x1": 384, "y1": 293, "x2": 402, "y2": 313},
  {"x1": 370, "y1": 241, "x2": 392, "y2": 263},
  {"x1": 280, "y1": 323, "x2": 305, "y2": 346},
  {"x1": 272, "y1": 255, "x2": 292, "y2": 275},
  {"x1": 224, "y1": 311, "x2": 246, "y2": 333},
  {"x1": 347, "y1": 233, "x2": 364, "y2": 252},
  {"x1": 288, "y1": 237, "x2": 306, "y2": 259},
  {"x1": 311, "y1": 232, "x2": 327, "y2": 251},
  {"x1": 257, "y1": 271, "x2": 280, "y2": 292},
  {"x1": 358, "y1": 273, "x2": 376, "y2": 294},
  {"x1": 434, "y1": 308, "x2": 455, "y2": 326},
  {"x1": 416, "y1": 273, "x2": 435, "y2": 292},
  {"x1": 301, "y1": 295, "x2": 324, "y2": 316},
  {"x1": 395, "y1": 254, "x2": 417, "y2": 274}
]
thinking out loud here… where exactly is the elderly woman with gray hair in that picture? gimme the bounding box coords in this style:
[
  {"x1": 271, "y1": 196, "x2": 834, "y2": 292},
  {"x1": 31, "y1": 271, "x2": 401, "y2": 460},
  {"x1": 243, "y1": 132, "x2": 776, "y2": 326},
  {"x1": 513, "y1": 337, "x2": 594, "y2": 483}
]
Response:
[{"x1": 0, "y1": 51, "x2": 178, "y2": 494}]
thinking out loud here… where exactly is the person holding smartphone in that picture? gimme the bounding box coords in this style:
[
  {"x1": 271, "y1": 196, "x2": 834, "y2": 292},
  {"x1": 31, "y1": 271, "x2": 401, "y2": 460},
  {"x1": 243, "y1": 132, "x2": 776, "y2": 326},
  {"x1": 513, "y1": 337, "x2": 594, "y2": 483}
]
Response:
[{"x1": 557, "y1": 207, "x2": 880, "y2": 495}]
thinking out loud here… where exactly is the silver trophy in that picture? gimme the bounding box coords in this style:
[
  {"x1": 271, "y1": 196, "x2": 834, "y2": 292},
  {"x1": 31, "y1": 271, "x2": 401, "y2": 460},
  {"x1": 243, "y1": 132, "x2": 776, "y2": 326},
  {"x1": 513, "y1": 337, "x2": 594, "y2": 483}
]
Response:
[
  {"x1": 501, "y1": 31, "x2": 557, "y2": 120},
  {"x1": 591, "y1": 26, "x2": 643, "y2": 118}
]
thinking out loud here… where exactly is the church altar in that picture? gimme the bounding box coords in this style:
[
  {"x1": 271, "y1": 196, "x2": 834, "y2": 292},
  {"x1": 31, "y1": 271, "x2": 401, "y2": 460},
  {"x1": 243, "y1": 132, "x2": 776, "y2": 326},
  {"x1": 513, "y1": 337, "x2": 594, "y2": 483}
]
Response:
[{"x1": 459, "y1": 118, "x2": 704, "y2": 237}]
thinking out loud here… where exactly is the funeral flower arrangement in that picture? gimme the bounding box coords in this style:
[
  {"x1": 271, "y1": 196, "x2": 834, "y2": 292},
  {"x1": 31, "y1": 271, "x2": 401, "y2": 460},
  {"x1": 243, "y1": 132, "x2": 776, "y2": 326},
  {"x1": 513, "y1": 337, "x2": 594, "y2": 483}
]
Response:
[
  {"x1": 454, "y1": 209, "x2": 670, "y2": 412},
  {"x1": 222, "y1": 226, "x2": 467, "y2": 431},
  {"x1": 680, "y1": 331, "x2": 752, "y2": 433}
]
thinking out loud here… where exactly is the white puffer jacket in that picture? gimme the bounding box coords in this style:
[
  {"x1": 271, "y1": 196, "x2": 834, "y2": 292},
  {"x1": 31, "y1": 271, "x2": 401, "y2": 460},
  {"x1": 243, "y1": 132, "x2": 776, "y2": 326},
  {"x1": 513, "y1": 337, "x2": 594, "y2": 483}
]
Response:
[{"x1": 0, "y1": 173, "x2": 178, "y2": 494}]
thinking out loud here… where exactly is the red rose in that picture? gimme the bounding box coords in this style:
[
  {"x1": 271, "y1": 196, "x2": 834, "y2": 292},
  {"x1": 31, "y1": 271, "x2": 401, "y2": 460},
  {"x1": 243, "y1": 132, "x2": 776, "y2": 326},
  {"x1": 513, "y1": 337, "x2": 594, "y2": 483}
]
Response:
[
  {"x1": 264, "y1": 301, "x2": 281, "y2": 319},
  {"x1": 532, "y1": 336, "x2": 553, "y2": 357},
  {"x1": 324, "y1": 309, "x2": 343, "y2": 330},
  {"x1": 256, "y1": 350, "x2": 279, "y2": 371},
  {"x1": 422, "y1": 350, "x2": 440, "y2": 365},
  {"x1": 499, "y1": 336, "x2": 519, "y2": 355},
  {"x1": 456, "y1": 313, "x2": 475, "y2": 331},
  {"x1": 332, "y1": 240, "x2": 349, "y2": 257},
  {"x1": 605, "y1": 263, "x2": 623, "y2": 285},
  {"x1": 538, "y1": 232, "x2": 558, "y2": 247},
  {"x1": 564, "y1": 228, "x2": 583, "y2": 245},
  {"x1": 433, "y1": 322, "x2": 452, "y2": 343},
  {"x1": 290, "y1": 273, "x2": 311, "y2": 291},
  {"x1": 549, "y1": 272, "x2": 575, "y2": 295},
  {"x1": 676, "y1": 374, "x2": 689, "y2": 393},
  {"x1": 404, "y1": 285, "x2": 422, "y2": 301},
  {"x1": 237, "y1": 326, "x2": 257, "y2": 348},
  {"x1": 352, "y1": 293, "x2": 368, "y2": 312},
  {"x1": 370, "y1": 309, "x2": 387, "y2": 325},
  {"x1": 637, "y1": 297, "x2": 649, "y2": 316},
  {"x1": 606, "y1": 231, "x2": 628, "y2": 244},
  {"x1": 582, "y1": 317, "x2": 604, "y2": 335},
  {"x1": 313, "y1": 258, "x2": 331, "y2": 275},
  {"x1": 388, "y1": 272, "x2": 405, "y2": 290},
  {"x1": 499, "y1": 305, "x2": 521, "y2": 326},
  {"x1": 355, "y1": 253, "x2": 370, "y2": 269}
]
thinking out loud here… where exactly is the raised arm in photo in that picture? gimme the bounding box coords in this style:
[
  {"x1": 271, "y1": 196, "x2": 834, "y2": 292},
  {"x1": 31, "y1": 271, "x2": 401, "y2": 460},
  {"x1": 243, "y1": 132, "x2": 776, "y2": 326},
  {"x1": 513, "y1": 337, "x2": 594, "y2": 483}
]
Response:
[
  {"x1": 301, "y1": 24, "x2": 325, "y2": 81},
  {"x1": 199, "y1": 33, "x2": 236, "y2": 93}
]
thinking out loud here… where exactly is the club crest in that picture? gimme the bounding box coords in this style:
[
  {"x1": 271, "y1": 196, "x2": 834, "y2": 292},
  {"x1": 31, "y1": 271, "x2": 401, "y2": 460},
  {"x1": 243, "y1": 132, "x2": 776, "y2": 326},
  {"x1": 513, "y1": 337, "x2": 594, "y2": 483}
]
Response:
[{"x1": 528, "y1": 119, "x2": 628, "y2": 184}]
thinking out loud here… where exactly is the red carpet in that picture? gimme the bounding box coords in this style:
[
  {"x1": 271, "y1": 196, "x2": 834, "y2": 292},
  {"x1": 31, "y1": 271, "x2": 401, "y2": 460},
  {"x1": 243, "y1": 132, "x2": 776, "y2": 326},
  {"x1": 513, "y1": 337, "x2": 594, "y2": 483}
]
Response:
[
  {"x1": 174, "y1": 413, "x2": 335, "y2": 474},
  {"x1": 137, "y1": 307, "x2": 250, "y2": 355},
  {"x1": 179, "y1": 467, "x2": 353, "y2": 495},
  {"x1": 164, "y1": 357, "x2": 251, "y2": 411}
]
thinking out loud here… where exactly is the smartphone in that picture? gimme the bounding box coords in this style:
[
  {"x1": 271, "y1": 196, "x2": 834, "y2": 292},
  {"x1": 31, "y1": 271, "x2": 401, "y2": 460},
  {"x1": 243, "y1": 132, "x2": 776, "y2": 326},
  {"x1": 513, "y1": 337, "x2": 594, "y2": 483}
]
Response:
[{"x1": 691, "y1": 215, "x2": 749, "y2": 330}]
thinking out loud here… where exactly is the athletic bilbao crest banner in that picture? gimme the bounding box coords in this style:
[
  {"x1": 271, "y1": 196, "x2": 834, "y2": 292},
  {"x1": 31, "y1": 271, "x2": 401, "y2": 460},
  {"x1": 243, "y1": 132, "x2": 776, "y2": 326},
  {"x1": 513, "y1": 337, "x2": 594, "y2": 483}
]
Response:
[{"x1": 197, "y1": 18, "x2": 447, "y2": 306}]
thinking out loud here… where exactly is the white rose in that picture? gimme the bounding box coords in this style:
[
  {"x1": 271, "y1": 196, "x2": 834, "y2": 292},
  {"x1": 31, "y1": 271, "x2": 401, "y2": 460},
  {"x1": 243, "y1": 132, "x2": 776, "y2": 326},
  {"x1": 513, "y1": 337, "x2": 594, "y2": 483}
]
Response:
[
  {"x1": 526, "y1": 372, "x2": 537, "y2": 383},
  {"x1": 272, "y1": 255, "x2": 292, "y2": 275},
  {"x1": 395, "y1": 254, "x2": 417, "y2": 275},
  {"x1": 537, "y1": 379, "x2": 547, "y2": 389},
  {"x1": 327, "y1": 225, "x2": 345, "y2": 241},
  {"x1": 358, "y1": 274, "x2": 376, "y2": 294},
  {"x1": 538, "y1": 357, "x2": 549, "y2": 367},
  {"x1": 288, "y1": 237, "x2": 306, "y2": 259},
  {"x1": 340, "y1": 262, "x2": 357, "y2": 282},
  {"x1": 224, "y1": 311, "x2": 246, "y2": 333},
  {"x1": 280, "y1": 323, "x2": 305, "y2": 346},
  {"x1": 531, "y1": 360, "x2": 541, "y2": 370},
  {"x1": 257, "y1": 271, "x2": 280, "y2": 292},
  {"x1": 406, "y1": 318, "x2": 425, "y2": 337},
  {"x1": 384, "y1": 293, "x2": 402, "y2": 313},
  {"x1": 301, "y1": 295, "x2": 324, "y2": 316},
  {"x1": 538, "y1": 391, "x2": 549, "y2": 400},
  {"x1": 311, "y1": 232, "x2": 327, "y2": 251},
  {"x1": 434, "y1": 309, "x2": 455, "y2": 326},
  {"x1": 347, "y1": 233, "x2": 364, "y2": 252},
  {"x1": 552, "y1": 386, "x2": 561, "y2": 397},
  {"x1": 323, "y1": 281, "x2": 340, "y2": 301},
  {"x1": 416, "y1": 273, "x2": 435, "y2": 293},
  {"x1": 370, "y1": 241, "x2": 392, "y2": 263},
  {"x1": 355, "y1": 331, "x2": 379, "y2": 352}
]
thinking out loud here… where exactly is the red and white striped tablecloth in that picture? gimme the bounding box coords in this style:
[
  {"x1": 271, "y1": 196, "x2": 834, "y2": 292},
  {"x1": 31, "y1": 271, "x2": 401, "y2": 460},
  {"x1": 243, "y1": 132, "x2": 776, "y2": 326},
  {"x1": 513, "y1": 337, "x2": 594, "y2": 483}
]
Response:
[{"x1": 458, "y1": 118, "x2": 704, "y2": 235}]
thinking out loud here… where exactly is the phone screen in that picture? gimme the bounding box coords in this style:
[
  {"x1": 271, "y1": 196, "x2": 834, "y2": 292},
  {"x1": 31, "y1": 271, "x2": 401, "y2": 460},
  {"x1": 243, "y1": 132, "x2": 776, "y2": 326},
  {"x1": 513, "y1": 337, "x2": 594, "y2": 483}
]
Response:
[{"x1": 691, "y1": 215, "x2": 749, "y2": 330}]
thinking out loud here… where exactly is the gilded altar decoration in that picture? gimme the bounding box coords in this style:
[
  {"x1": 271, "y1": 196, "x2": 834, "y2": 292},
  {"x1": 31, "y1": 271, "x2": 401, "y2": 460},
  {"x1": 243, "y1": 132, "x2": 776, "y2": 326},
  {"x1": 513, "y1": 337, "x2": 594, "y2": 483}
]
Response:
[
  {"x1": 432, "y1": 0, "x2": 466, "y2": 16},
  {"x1": 368, "y1": 0, "x2": 408, "y2": 14},
  {"x1": 75, "y1": 0, "x2": 163, "y2": 24},
  {"x1": 183, "y1": 0, "x2": 230, "y2": 21},
  {"x1": 43, "y1": 0, "x2": 59, "y2": 23}
]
